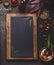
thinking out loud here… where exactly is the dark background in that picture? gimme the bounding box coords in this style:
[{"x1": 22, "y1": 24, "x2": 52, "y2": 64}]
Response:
[{"x1": 0, "y1": 0, "x2": 54, "y2": 65}]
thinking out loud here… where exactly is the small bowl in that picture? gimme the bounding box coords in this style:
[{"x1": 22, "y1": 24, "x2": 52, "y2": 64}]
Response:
[
  {"x1": 39, "y1": 47, "x2": 53, "y2": 62},
  {"x1": 10, "y1": 0, "x2": 18, "y2": 7},
  {"x1": 3, "y1": 1, "x2": 10, "y2": 7},
  {"x1": 40, "y1": 10, "x2": 49, "y2": 20}
]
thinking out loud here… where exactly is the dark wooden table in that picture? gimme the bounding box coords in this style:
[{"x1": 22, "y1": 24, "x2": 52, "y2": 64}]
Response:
[{"x1": 0, "y1": 3, "x2": 54, "y2": 65}]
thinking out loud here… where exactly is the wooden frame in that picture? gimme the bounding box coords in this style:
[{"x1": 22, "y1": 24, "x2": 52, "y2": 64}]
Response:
[{"x1": 6, "y1": 13, "x2": 37, "y2": 60}]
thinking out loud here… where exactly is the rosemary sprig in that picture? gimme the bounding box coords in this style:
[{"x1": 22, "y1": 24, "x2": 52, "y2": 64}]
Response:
[{"x1": 11, "y1": 47, "x2": 19, "y2": 54}]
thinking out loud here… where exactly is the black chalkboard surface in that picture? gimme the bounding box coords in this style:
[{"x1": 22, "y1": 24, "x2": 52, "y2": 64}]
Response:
[{"x1": 6, "y1": 13, "x2": 37, "y2": 60}]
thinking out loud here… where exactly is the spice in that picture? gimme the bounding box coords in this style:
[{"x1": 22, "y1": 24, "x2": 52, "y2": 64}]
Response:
[
  {"x1": 39, "y1": 24, "x2": 43, "y2": 28},
  {"x1": 18, "y1": 0, "x2": 27, "y2": 12}
]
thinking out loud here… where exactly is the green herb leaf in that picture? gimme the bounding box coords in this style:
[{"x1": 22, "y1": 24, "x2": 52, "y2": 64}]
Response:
[
  {"x1": 48, "y1": 34, "x2": 51, "y2": 48},
  {"x1": 11, "y1": 47, "x2": 15, "y2": 54}
]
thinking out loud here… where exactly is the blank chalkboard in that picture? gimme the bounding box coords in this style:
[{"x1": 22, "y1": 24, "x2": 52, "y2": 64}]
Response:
[{"x1": 6, "y1": 13, "x2": 37, "y2": 60}]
